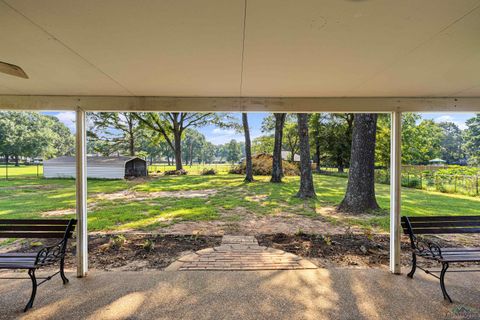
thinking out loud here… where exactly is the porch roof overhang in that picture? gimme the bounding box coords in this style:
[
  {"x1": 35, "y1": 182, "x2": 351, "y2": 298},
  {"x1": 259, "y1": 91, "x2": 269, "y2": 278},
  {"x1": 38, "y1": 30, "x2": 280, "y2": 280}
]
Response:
[{"x1": 0, "y1": 0, "x2": 480, "y2": 111}]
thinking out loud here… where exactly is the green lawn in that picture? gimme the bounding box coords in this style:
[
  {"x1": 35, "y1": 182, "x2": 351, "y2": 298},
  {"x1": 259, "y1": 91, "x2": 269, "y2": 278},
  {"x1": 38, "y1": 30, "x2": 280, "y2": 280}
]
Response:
[{"x1": 0, "y1": 173, "x2": 478, "y2": 232}]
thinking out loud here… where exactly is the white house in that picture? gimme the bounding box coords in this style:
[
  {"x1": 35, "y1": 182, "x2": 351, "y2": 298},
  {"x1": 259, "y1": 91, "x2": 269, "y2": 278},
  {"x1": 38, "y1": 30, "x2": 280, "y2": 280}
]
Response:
[
  {"x1": 43, "y1": 156, "x2": 147, "y2": 179},
  {"x1": 281, "y1": 151, "x2": 300, "y2": 162}
]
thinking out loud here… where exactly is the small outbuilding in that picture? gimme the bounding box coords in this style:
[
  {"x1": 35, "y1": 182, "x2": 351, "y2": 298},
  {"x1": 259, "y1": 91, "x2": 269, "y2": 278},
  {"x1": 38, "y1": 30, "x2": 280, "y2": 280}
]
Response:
[{"x1": 43, "y1": 156, "x2": 147, "y2": 179}]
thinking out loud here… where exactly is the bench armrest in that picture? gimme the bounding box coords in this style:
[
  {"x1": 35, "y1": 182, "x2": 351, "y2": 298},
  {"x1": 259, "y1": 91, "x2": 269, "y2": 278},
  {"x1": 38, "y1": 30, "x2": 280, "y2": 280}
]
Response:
[
  {"x1": 413, "y1": 237, "x2": 443, "y2": 259},
  {"x1": 34, "y1": 239, "x2": 68, "y2": 266}
]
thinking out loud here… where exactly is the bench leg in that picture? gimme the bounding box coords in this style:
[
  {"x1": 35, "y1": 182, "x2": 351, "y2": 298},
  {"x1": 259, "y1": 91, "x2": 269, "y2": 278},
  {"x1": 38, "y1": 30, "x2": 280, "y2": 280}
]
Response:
[
  {"x1": 440, "y1": 262, "x2": 452, "y2": 303},
  {"x1": 60, "y1": 258, "x2": 69, "y2": 284},
  {"x1": 407, "y1": 252, "x2": 416, "y2": 278},
  {"x1": 24, "y1": 269, "x2": 37, "y2": 312}
]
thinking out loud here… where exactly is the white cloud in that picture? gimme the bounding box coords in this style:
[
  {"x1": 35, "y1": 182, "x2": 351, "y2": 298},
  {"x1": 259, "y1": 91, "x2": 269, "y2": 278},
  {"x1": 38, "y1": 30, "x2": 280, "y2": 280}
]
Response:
[
  {"x1": 55, "y1": 112, "x2": 76, "y2": 131},
  {"x1": 433, "y1": 115, "x2": 467, "y2": 130},
  {"x1": 212, "y1": 128, "x2": 236, "y2": 135}
]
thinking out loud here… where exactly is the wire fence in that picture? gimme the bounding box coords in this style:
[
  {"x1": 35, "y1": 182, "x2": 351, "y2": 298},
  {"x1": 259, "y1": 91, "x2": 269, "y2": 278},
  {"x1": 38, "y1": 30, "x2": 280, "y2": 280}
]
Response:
[
  {"x1": 319, "y1": 167, "x2": 480, "y2": 197},
  {"x1": 146, "y1": 163, "x2": 234, "y2": 175}
]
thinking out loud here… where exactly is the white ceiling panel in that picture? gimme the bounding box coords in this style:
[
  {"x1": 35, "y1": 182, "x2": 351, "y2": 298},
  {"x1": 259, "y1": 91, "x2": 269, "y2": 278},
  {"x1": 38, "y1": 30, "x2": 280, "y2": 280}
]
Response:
[{"x1": 0, "y1": 0, "x2": 479, "y2": 97}]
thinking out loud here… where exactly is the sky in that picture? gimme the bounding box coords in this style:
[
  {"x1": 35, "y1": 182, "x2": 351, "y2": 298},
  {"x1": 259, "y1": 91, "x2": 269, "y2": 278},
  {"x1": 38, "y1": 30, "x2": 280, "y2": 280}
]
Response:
[{"x1": 43, "y1": 111, "x2": 475, "y2": 145}]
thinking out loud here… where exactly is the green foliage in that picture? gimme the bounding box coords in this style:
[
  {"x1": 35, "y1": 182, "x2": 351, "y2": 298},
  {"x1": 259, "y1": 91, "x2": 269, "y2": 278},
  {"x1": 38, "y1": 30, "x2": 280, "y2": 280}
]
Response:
[
  {"x1": 226, "y1": 139, "x2": 242, "y2": 164},
  {"x1": 463, "y1": 114, "x2": 480, "y2": 166},
  {"x1": 0, "y1": 111, "x2": 74, "y2": 162},
  {"x1": 436, "y1": 165, "x2": 479, "y2": 176},
  {"x1": 252, "y1": 135, "x2": 274, "y2": 154}
]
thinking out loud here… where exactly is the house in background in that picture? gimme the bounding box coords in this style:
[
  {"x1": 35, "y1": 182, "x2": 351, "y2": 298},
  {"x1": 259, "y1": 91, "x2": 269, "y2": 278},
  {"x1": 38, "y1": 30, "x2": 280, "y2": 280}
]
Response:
[
  {"x1": 43, "y1": 156, "x2": 147, "y2": 179},
  {"x1": 281, "y1": 151, "x2": 300, "y2": 162}
]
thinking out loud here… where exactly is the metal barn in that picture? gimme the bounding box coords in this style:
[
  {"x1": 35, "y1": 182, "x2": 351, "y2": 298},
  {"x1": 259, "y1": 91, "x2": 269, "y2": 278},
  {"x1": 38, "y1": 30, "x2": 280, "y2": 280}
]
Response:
[{"x1": 43, "y1": 156, "x2": 147, "y2": 179}]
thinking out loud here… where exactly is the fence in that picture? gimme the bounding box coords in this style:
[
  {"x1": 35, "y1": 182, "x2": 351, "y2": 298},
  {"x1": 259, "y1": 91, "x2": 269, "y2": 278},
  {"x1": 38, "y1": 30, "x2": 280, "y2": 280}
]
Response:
[
  {"x1": 147, "y1": 163, "x2": 233, "y2": 175},
  {"x1": 319, "y1": 167, "x2": 480, "y2": 197}
]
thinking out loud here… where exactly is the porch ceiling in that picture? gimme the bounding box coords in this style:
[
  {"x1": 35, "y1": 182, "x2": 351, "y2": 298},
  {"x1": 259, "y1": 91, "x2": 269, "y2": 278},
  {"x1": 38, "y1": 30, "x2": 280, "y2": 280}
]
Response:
[{"x1": 1, "y1": 0, "x2": 480, "y2": 98}]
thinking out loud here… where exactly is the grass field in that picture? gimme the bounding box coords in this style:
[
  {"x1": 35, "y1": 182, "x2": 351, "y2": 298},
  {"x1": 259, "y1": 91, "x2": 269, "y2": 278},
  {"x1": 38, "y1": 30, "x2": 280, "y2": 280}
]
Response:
[{"x1": 0, "y1": 167, "x2": 479, "y2": 232}]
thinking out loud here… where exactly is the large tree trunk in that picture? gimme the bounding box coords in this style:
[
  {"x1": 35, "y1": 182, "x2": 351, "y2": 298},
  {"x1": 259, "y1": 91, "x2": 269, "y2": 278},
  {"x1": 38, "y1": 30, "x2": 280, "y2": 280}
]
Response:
[
  {"x1": 173, "y1": 131, "x2": 183, "y2": 170},
  {"x1": 296, "y1": 114, "x2": 316, "y2": 198},
  {"x1": 271, "y1": 113, "x2": 286, "y2": 183},
  {"x1": 14, "y1": 155, "x2": 19, "y2": 167},
  {"x1": 242, "y1": 113, "x2": 254, "y2": 182},
  {"x1": 338, "y1": 113, "x2": 379, "y2": 213}
]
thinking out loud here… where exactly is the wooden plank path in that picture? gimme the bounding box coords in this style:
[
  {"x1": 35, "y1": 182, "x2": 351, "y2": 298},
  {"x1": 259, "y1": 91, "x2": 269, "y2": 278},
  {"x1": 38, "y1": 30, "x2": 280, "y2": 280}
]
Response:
[{"x1": 167, "y1": 235, "x2": 317, "y2": 271}]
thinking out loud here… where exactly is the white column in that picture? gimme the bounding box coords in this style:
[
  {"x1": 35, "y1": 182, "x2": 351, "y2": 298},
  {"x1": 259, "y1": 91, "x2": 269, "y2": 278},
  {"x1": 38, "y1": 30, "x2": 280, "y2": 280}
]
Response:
[
  {"x1": 76, "y1": 108, "x2": 88, "y2": 277},
  {"x1": 390, "y1": 111, "x2": 402, "y2": 274}
]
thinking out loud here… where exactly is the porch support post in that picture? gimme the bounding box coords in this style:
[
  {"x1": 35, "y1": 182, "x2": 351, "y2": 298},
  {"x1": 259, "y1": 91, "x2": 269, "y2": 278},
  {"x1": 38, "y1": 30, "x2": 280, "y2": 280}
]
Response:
[
  {"x1": 75, "y1": 108, "x2": 88, "y2": 277},
  {"x1": 390, "y1": 111, "x2": 402, "y2": 274}
]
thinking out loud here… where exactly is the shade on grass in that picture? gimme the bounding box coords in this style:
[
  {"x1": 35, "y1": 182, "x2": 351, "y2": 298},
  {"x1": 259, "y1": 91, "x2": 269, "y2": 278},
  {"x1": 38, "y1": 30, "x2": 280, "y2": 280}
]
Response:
[{"x1": 0, "y1": 174, "x2": 478, "y2": 232}]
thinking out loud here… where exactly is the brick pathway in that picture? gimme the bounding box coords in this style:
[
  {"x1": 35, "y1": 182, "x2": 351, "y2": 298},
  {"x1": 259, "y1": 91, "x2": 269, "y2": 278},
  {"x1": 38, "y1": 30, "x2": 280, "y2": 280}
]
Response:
[{"x1": 166, "y1": 235, "x2": 317, "y2": 271}]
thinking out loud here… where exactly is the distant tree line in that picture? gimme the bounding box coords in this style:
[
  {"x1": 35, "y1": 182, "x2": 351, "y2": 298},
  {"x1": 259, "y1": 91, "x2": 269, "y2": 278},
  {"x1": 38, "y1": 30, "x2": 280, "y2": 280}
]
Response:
[{"x1": 0, "y1": 111, "x2": 74, "y2": 166}]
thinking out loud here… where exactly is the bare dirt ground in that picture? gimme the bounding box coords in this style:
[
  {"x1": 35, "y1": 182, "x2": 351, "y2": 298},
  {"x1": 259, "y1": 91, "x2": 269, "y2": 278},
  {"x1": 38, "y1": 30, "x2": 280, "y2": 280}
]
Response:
[{"x1": 160, "y1": 206, "x2": 363, "y2": 235}]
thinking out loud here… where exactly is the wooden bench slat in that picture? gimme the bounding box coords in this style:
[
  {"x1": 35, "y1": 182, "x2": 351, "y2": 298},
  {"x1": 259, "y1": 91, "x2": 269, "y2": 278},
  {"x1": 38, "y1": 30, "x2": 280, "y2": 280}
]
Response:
[
  {"x1": 441, "y1": 247, "x2": 480, "y2": 252},
  {"x1": 406, "y1": 216, "x2": 480, "y2": 222},
  {"x1": 408, "y1": 228, "x2": 480, "y2": 234},
  {"x1": 0, "y1": 232, "x2": 72, "y2": 238},
  {"x1": 0, "y1": 219, "x2": 76, "y2": 225},
  {"x1": 0, "y1": 253, "x2": 37, "y2": 257},
  {"x1": 441, "y1": 255, "x2": 480, "y2": 262},
  {"x1": 0, "y1": 225, "x2": 70, "y2": 232},
  {"x1": 405, "y1": 221, "x2": 480, "y2": 228}
]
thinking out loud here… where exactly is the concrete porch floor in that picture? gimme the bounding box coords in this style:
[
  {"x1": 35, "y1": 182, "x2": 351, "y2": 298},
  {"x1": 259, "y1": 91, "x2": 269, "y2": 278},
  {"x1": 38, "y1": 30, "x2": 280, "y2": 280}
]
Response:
[{"x1": 0, "y1": 268, "x2": 479, "y2": 320}]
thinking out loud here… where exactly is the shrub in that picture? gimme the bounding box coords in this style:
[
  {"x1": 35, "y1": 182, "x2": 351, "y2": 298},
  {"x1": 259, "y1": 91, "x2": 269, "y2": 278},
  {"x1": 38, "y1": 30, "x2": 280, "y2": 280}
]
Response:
[
  {"x1": 109, "y1": 234, "x2": 126, "y2": 249},
  {"x1": 200, "y1": 168, "x2": 217, "y2": 175},
  {"x1": 164, "y1": 169, "x2": 188, "y2": 176},
  {"x1": 229, "y1": 153, "x2": 300, "y2": 176},
  {"x1": 142, "y1": 239, "x2": 155, "y2": 252}
]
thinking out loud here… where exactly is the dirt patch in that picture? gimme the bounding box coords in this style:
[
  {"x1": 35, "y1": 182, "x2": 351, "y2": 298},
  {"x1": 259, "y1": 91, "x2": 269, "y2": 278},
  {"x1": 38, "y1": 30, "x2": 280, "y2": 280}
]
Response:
[
  {"x1": 40, "y1": 189, "x2": 217, "y2": 216},
  {"x1": 160, "y1": 207, "x2": 361, "y2": 236},
  {"x1": 96, "y1": 189, "x2": 217, "y2": 201}
]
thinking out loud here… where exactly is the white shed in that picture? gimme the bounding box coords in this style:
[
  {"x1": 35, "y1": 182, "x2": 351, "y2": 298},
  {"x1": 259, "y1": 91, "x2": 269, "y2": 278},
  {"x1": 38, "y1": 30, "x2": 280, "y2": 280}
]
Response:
[{"x1": 43, "y1": 156, "x2": 147, "y2": 179}]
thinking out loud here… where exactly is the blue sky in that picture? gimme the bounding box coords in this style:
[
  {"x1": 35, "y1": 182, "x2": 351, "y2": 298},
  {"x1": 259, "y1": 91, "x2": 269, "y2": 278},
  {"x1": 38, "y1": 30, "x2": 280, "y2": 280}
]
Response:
[{"x1": 43, "y1": 111, "x2": 475, "y2": 145}]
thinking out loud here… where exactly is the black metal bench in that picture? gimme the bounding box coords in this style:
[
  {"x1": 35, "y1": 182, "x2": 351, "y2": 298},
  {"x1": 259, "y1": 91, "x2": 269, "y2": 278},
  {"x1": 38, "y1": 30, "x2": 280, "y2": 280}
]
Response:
[
  {"x1": 402, "y1": 216, "x2": 480, "y2": 302},
  {"x1": 0, "y1": 219, "x2": 76, "y2": 311}
]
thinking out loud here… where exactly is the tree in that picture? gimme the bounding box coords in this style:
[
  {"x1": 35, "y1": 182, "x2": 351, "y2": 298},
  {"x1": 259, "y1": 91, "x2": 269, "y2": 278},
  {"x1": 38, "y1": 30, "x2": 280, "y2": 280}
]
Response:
[
  {"x1": 463, "y1": 114, "x2": 480, "y2": 166},
  {"x1": 283, "y1": 121, "x2": 299, "y2": 162},
  {"x1": 438, "y1": 122, "x2": 465, "y2": 164},
  {"x1": 271, "y1": 113, "x2": 286, "y2": 183},
  {"x1": 182, "y1": 129, "x2": 206, "y2": 166},
  {"x1": 309, "y1": 113, "x2": 326, "y2": 172},
  {"x1": 252, "y1": 135, "x2": 274, "y2": 154},
  {"x1": 338, "y1": 114, "x2": 379, "y2": 213},
  {"x1": 0, "y1": 112, "x2": 74, "y2": 165},
  {"x1": 296, "y1": 114, "x2": 316, "y2": 198},
  {"x1": 375, "y1": 113, "x2": 444, "y2": 167},
  {"x1": 242, "y1": 113, "x2": 254, "y2": 182},
  {"x1": 135, "y1": 112, "x2": 226, "y2": 170},
  {"x1": 226, "y1": 139, "x2": 242, "y2": 164},
  {"x1": 89, "y1": 112, "x2": 140, "y2": 156}
]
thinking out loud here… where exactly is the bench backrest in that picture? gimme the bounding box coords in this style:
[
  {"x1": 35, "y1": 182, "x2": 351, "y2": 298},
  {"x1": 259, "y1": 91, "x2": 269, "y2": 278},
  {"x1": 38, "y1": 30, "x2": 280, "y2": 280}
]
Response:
[
  {"x1": 402, "y1": 216, "x2": 480, "y2": 236},
  {"x1": 0, "y1": 219, "x2": 77, "y2": 239}
]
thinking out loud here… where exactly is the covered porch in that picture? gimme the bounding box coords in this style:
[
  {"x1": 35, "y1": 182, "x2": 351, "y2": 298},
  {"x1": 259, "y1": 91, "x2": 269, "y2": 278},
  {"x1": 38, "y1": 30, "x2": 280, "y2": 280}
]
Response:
[{"x1": 0, "y1": 0, "x2": 480, "y2": 318}]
